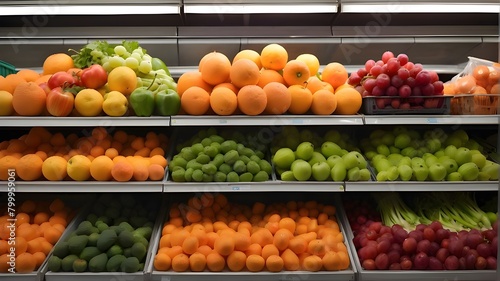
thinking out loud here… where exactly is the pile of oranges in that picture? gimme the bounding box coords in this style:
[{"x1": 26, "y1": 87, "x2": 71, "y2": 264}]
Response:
[
  {"x1": 153, "y1": 194, "x2": 350, "y2": 272},
  {"x1": 0, "y1": 127, "x2": 168, "y2": 182},
  {"x1": 177, "y1": 44, "x2": 362, "y2": 116},
  {"x1": 0, "y1": 198, "x2": 74, "y2": 273}
]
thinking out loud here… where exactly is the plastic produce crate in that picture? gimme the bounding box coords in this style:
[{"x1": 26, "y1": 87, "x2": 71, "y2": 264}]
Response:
[
  {"x1": 362, "y1": 96, "x2": 452, "y2": 115},
  {"x1": 451, "y1": 94, "x2": 499, "y2": 115},
  {"x1": 0, "y1": 60, "x2": 17, "y2": 76},
  {"x1": 148, "y1": 193, "x2": 358, "y2": 281},
  {"x1": 336, "y1": 197, "x2": 498, "y2": 281},
  {"x1": 41, "y1": 194, "x2": 164, "y2": 281}
]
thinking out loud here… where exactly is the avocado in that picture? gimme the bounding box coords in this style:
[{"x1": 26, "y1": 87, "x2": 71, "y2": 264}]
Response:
[
  {"x1": 79, "y1": 246, "x2": 101, "y2": 262},
  {"x1": 118, "y1": 230, "x2": 134, "y2": 248},
  {"x1": 68, "y1": 235, "x2": 89, "y2": 255},
  {"x1": 121, "y1": 257, "x2": 140, "y2": 273},
  {"x1": 106, "y1": 254, "x2": 127, "y2": 272},
  {"x1": 133, "y1": 226, "x2": 153, "y2": 240},
  {"x1": 88, "y1": 253, "x2": 108, "y2": 272},
  {"x1": 72, "y1": 258, "x2": 88, "y2": 272},
  {"x1": 97, "y1": 229, "x2": 118, "y2": 252},
  {"x1": 75, "y1": 221, "x2": 94, "y2": 236},
  {"x1": 52, "y1": 241, "x2": 69, "y2": 259},
  {"x1": 87, "y1": 232, "x2": 99, "y2": 246},
  {"x1": 47, "y1": 256, "x2": 62, "y2": 272},
  {"x1": 106, "y1": 244, "x2": 123, "y2": 258},
  {"x1": 61, "y1": 254, "x2": 79, "y2": 272},
  {"x1": 130, "y1": 242, "x2": 147, "y2": 261}
]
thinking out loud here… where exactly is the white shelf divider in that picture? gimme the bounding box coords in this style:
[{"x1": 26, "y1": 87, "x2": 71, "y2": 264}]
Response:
[
  {"x1": 170, "y1": 115, "x2": 364, "y2": 126},
  {"x1": 345, "y1": 181, "x2": 500, "y2": 192},
  {"x1": 0, "y1": 181, "x2": 164, "y2": 193},
  {"x1": 363, "y1": 115, "x2": 500, "y2": 125},
  {"x1": 0, "y1": 116, "x2": 171, "y2": 127}
]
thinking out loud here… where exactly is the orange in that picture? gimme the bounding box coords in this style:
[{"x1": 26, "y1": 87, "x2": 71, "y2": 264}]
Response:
[
  {"x1": 233, "y1": 49, "x2": 262, "y2": 69},
  {"x1": 278, "y1": 217, "x2": 296, "y2": 233},
  {"x1": 181, "y1": 86, "x2": 211, "y2": 115},
  {"x1": 237, "y1": 85, "x2": 267, "y2": 116},
  {"x1": 233, "y1": 232, "x2": 251, "y2": 251},
  {"x1": 33, "y1": 74, "x2": 51, "y2": 86},
  {"x1": 17, "y1": 69, "x2": 40, "y2": 82},
  {"x1": 273, "y1": 228, "x2": 292, "y2": 251},
  {"x1": 189, "y1": 252, "x2": 207, "y2": 272},
  {"x1": 132, "y1": 161, "x2": 149, "y2": 181},
  {"x1": 260, "y1": 43, "x2": 288, "y2": 71},
  {"x1": 246, "y1": 254, "x2": 265, "y2": 272},
  {"x1": 311, "y1": 89, "x2": 337, "y2": 115},
  {"x1": 42, "y1": 53, "x2": 74, "y2": 75},
  {"x1": 90, "y1": 155, "x2": 114, "y2": 181},
  {"x1": 334, "y1": 87, "x2": 362, "y2": 115},
  {"x1": 33, "y1": 212, "x2": 50, "y2": 225},
  {"x1": 214, "y1": 82, "x2": 239, "y2": 94},
  {"x1": 214, "y1": 235, "x2": 235, "y2": 256},
  {"x1": 41, "y1": 156, "x2": 67, "y2": 181},
  {"x1": 66, "y1": 155, "x2": 92, "y2": 181},
  {"x1": 111, "y1": 161, "x2": 134, "y2": 182},
  {"x1": 197, "y1": 245, "x2": 213, "y2": 257},
  {"x1": 302, "y1": 255, "x2": 322, "y2": 272},
  {"x1": 307, "y1": 76, "x2": 334, "y2": 94},
  {"x1": 210, "y1": 86, "x2": 238, "y2": 116},
  {"x1": 16, "y1": 154, "x2": 43, "y2": 181},
  {"x1": 43, "y1": 227, "x2": 62, "y2": 244},
  {"x1": 266, "y1": 255, "x2": 284, "y2": 272},
  {"x1": 182, "y1": 235, "x2": 199, "y2": 255},
  {"x1": 200, "y1": 52, "x2": 231, "y2": 86},
  {"x1": 49, "y1": 198, "x2": 65, "y2": 213},
  {"x1": 16, "y1": 252, "x2": 37, "y2": 273},
  {"x1": 230, "y1": 58, "x2": 260, "y2": 88},
  {"x1": 107, "y1": 66, "x2": 137, "y2": 95},
  {"x1": 283, "y1": 59, "x2": 310, "y2": 86},
  {"x1": 262, "y1": 82, "x2": 291, "y2": 115},
  {"x1": 307, "y1": 239, "x2": 326, "y2": 256},
  {"x1": 288, "y1": 84, "x2": 313, "y2": 114},
  {"x1": 0, "y1": 155, "x2": 19, "y2": 180},
  {"x1": 281, "y1": 248, "x2": 300, "y2": 271},
  {"x1": 0, "y1": 254, "x2": 9, "y2": 273},
  {"x1": 321, "y1": 62, "x2": 348, "y2": 90},
  {"x1": 154, "y1": 253, "x2": 172, "y2": 271},
  {"x1": 489, "y1": 83, "x2": 500, "y2": 94},
  {"x1": 206, "y1": 252, "x2": 225, "y2": 272},
  {"x1": 40, "y1": 239, "x2": 53, "y2": 255},
  {"x1": 473, "y1": 65, "x2": 490, "y2": 81},
  {"x1": 171, "y1": 253, "x2": 189, "y2": 272},
  {"x1": 15, "y1": 237, "x2": 28, "y2": 256},
  {"x1": 289, "y1": 236, "x2": 308, "y2": 254},
  {"x1": 149, "y1": 164, "x2": 165, "y2": 181},
  {"x1": 455, "y1": 75, "x2": 476, "y2": 94},
  {"x1": 296, "y1": 54, "x2": 320, "y2": 76},
  {"x1": 177, "y1": 71, "x2": 213, "y2": 97},
  {"x1": 20, "y1": 200, "x2": 36, "y2": 213},
  {"x1": 262, "y1": 244, "x2": 279, "y2": 261},
  {"x1": 12, "y1": 81, "x2": 46, "y2": 116},
  {"x1": 0, "y1": 74, "x2": 25, "y2": 94},
  {"x1": 250, "y1": 228, "x2": 273, "y2": 247},
  {"x1": 257, "y1": 69, "x2": 286, "y2": 88},
  {"x1": 227, "y1": 250, "x2": 246, "y2": 272}
]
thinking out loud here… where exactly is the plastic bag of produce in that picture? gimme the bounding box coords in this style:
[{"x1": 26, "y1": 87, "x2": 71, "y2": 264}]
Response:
[{"x1": 445, "y1": 56, "x2": 500, "y2": 115}]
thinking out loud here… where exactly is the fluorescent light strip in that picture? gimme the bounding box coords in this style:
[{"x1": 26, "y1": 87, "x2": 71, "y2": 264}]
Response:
[
  {"x1": 341, "y1": 3, "x2": 500, "y2": 13},
  {"x1": 0, "y1": 5, "x2": 180, "y2": 16},
  {"x1": 184, "y1": 4, "x2": 337, "y2": 14}
]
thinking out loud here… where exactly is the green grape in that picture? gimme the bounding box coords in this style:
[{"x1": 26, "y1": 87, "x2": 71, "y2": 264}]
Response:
[
  {"x1": 102, "y1": 62, "x2": 112, "y2": 72},
  {"x1": 122, "y1": 51, "x2": 131, "y2": 58},
  {"x1": 125, "y1": 57, "x2": 139, "y2": 70},
  {"x1": 138, "y1": 60, "x2": 152, "y2": 74},
  {"x1": 114, "y1": 45, "x2": 127, "y2": 56},
  {"x1": 131, "y1": 52, "x2": 142, "y2": 62},
  {"x1": 132, "y1": 48, "x2": 144, "y2": 55},
  {"x1": 109, "y1": 56, "x2": 125, "y2": 69},
  {"x1": 142, "y1": 54, "x2": 152, "y2": 62},
  {"x1": 90, "y1": 50, "x2": 103, "y2": 58},
  {"x1": 101, "y1": 57, "x2": 109, "y2": 64}
]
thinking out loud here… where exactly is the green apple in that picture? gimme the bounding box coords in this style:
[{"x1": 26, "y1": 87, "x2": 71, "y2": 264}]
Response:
[
  {"x1": 376, "y1": 144, "x2": 391, "y2": 157},
  {"x1": 457, "y1": 162, "x2": 479, "y2": 181},
  {"x1": 447, "y1": 172, "x2": 463, "y2": 181},
  {"x1": 407, "y1": 130, "x2": 421, "y2": 141},
  {"x1": 416, "y1": 147, "x2": 429, "y2": 157},
  {"x1": 295, "y1": 141, "x2": 314, "y2": 161},
  {"x1": 397, "y1": 164, "x2": 413, "y2": 181},
  {"x1": 394, "y1": 133, "x2": 412, "y2": 149},
  {"x1": 308, "y1": 152, "x2": 327, "y2": 166},
  {"x1": 386, "y1": 166, "x2": 399, "y2": 181},
  {"x1": 376, "y1": 171, "x2": 388, "y2": 182},
  {"x1": 454, "y1": 147, "x2": 472, "y2": 166},
  {"x1": 381, "y1": 133, "x2": 395, "y2": 146},
  {"x1": 481, "y1": 161, "x2": 499, "y2": 180},
  {"x1": 411, "y1": 157, "x2": 426, "y2": 168},
  {"x1": 444, "y1": 145, "x2": 458, "y2": 158},
  {"x1": 359, "y1": 168, "x2": 372, "y2": 181},
  {"x1": 321, "y1": 141, "x2": 343, "y2": 158},
  {"x1": 275, "y1": 166, "x2": 287, "y2": 176},
  {"x1": 465, "y1": 139, "x2": 482, "y2": 151},
  {"x1": 374, "y1": 158, "x2": 392, "y2": 173},
  {"x1": 370, "y1": 129, "x2": 386, "y2": 140},
  {"x1": 426, "y1": 138, "x2": 442, "y2": 153},
  {"x1": 292, "y1": 160, "x2": 312, "y2": 181},
  {"x1": 413, "y1": 164, "x2": 429, "y2": 181},
  {"x1": 478, "y1": 172, "x2": 490, "y2": 181},
  {"x1": 471, "y1": 153, "x2": 487, "y2": 169},
  {"x1": 299, "y1": 130, "x2": 315, "y2": 143},
  {"x1": 424, "y1": 154, "x2": 439, "y2": 167},
  {"x1": 371, "y1": 154, "x2": 386, "y2": 163},
  {"x1": 273, "y1": 148, "x2": 295, "y2": 169},
  {"x1": 331, "y1": 162, "x2": 347, "y2": 182},
  {"x1": 389, "y1": 146, "x2": 401, "y2": 154},
  {"x1": 398, "y1": 156, "x2": 412, "y2": 167},
  {"x1": 434, "y1": 150, "x2": 445, "y2": 158},
  {"x1": 339, "y1": 149, "x2": 349, "y2": 156},
  {"x1": 281, "y1": 170, "x2": 296, "y2": 181},
  {"x1": 401, "y1": 147, "x2": 418, "y2": 158},
  {"x1": 312, "y1": 162, "x2": 331, "y2": 181},
  {"x1": 342, "y1": 151, "x2": 361, "y2": 170},
  {"x1": 438, "y1": 157, "x2": 458, "y2": 174},
  {"x1": 387, "y1": 154, "x2": 403, "y2": 166},
  {"x1": 347, "y1": 167, "x2": 360, "y2": 181},
  {"x1": 286, "y1": 138, "x2": 301, "y2": 150},
  {"x1": 365, "y1": 151, "x2": 378, "y2": 160},
  {"x1": 326, "y1": 155, "x2": 343, "y2": 169},
  {"x1": 429, "y1": 163, "x2": 447, "y2": 181},
  {"x1": 324, "y1": 129, "x2": 342, "y2": 143},
  {"x1": 392, "y1": 126, "x2": 408, "y2": 135}
]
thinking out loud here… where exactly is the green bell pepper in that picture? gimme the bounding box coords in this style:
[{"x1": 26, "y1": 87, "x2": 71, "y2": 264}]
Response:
[
  {"x1": 129, "y1": 87, "x2": 155, "y2": 117},
  {"x1": 155, "y1": 89, "x2": 181, "y2": 116}
]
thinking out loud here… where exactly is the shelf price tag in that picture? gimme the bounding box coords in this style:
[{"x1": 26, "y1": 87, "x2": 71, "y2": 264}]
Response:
[
  {"x1": 230, "y1": 185, "x2": 250, "y2": 191},
  {"x1": 427, "y1": 118, "x2": 438, "y2": 124}
]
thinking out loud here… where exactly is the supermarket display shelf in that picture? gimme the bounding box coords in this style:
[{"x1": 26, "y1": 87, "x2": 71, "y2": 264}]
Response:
[
  {"x1": 149, "y1": 271, "x2": 355, "y2": 281},
  {"x1": 353, "y1": 270, "x2": 497, "y2": 281},
  {"x1": 44, "y1": 272, "x2": 145, "y2": 281},
  {"x1": 0, "y1": 181, "x2": 164, "y2": 193},
  {"x1": 0, "y1": 273, "x2": 41, "y2": 281},
  {"x1": 344, "y1": 181, "x2": 500, "y2": 192},
  {"x1": 170, "y1": 115, "x2": 364, "y2": 126},
  {"x1": 0, "y1": 116, "x2": 171, "y2": 127},
  {"x1": 163, "y1": 181, "x2": 345, "y2": 192},
  {"x1": 363, "y1": 115, "x2": 500, "y2": 125}
]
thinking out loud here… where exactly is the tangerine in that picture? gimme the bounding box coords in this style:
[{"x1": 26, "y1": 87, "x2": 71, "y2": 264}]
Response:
[{"x1": 12, "y1": 82, "x2": 46, "y2": 116}]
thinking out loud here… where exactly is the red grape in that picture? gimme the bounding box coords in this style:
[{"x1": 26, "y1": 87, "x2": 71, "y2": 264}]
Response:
[
  {"x1": 376, "y1": 60, "x2": 384, "y2": 66},
  {"x1": 391, "y1": 99, "x2": 400, "y2": 109},
  {"x1": 459, "y1": 257, "x2": 467, "y2": 270},
  {"x1": 423, "y1": 227, "x2": 436, "y2": 242},
  {"x1": 486, "y1": 256, "x2": 497, "y2": 269},
  {"x1": 366, "y1": 229, "x2": 378, "y2": 240},
  {"x1": 417, "y1": 239, "x2": 431, "y2": 255},
  {"x1": 382, "y1": 51, "x2": 395, "y2": 63},
  {"x1": 377, "y1": 239, "x2": 391, "y2": 254},
  {"x1": 375, "y1": 253, "x2": 389, "y2": 269},
  {"x1": 389, "y1": 263, "x2": 401, "y2": 270},
  {"x1": 481, "y1": 229, "x2": 495, "y2": 241},
  {"x1": 435, "y1": 228, "x2": 449, "y2": 243},
  {"x1": 491, "y1": 237, "x2": 497, "y2": 257},
  {"x1": 440, "y1": 238, "x2": 450, "y2": 249},
  {"x1": 379, "y1": 226, "x2": 392, "y2": 235},
  {"x1": 448, "y1": 239, "x2": 464, "y2": 257},
  {"x1": 421, "y1": 83, "x2": 435, "y2": 96},
  {"x1": 429, "y1": 70, "x2": 439, "y2": 83},
  {"x1": 365, "y1": 59, "x2": 376, "y2": 72},
  {"x1": 405, "y1": 77, "x2": 416, "y2": 88},
  {"x1": 415, "y1": 71, "x2": 431, "y2": 86},
  {"x1": 411, "y1": 87, "x2": 422, "y2": 97},
  {"x1": 357, "y1": 68, "x2": 368, "y2": 78},
  {"x1": 397, "y1": 68, "x2": 410, "y2": 80},
  {"x1": 436, "y1": 248, "x2": 449, "y2": 263},
  {"x1": 428, "y1": 257, "x2": 444, "y2": 270},
  {"x1": 414, "y1": 252, "x2": 429, "y2": 269},
  {"x1": 387, "y1": 250, "x2": 401, "y2": 265},
  {"x1": 476, "y1": 256, "x2": 488, "y2": 270},
  {"x1": 386, "y1": 58, "x2": 400, "y2": 75},
  {"x1": 429, "y1": 221, "x2": 443, "y2": 231},
  {"x1": 398, "y1": 85, "x2": 411, "y2": 98},
  {"x1": 476, "y1": 243, "x2": 492, "y2": 258},
  {"x1": 362, "y1": 245, "x2": 378, "y2": 260},
  {"x1": 394, "y1": 228, "x2": 408, "y2": 244},
  {"x1": 399, "y1": 102, "x2": 410, "y2": 109},
  {"x1": 390, "y1": 243, "x2": 403, "y2": 255},
  {"x1": 362, "y1": 259, "x2": 376, "y2": 270},
  {"x1": 400, "y1": 259, "x2": 412, "y2": 270},
  {"x1": 386, "y1": 86, "x2": 398, "y2": 96},
  {"x1": 363, "y1": 78, "x2": 377, "y2": 92},
  {"x1": 391, "y1": 75, "x2": 404, "y2": 88},
  {"x1": 408, "y1": 230, "x2": 423, "y2": 242},
  {"x1": 397, "y1": 54, "x2": 409, "y2": 66},
  {"x1": 409, "y1": 66, "x2": 423, "y2": 78},
  {"x1": 465, "y1": 253, "x2": 478, "y2": 269},
  {"x1": 465, "y1": 233, "x2": 484, "y2": 249},
  {"x1": 404, "y1": 61, "x2": 415, "y2": 70},
  {"x1": 378, "y1": 233, "x2": 394, "y2": 243},
  {"x1": 402, "y1": 237, "x2": 417, "y2": 253},
  {"x1": 416, "y1": 224, "x2": 426, "y2": 232},
  {"x1": 348, "y1": 72, "x2": 362, "y2": 86},
  {"x1": 444, "y1": 255, "x2": 459, "y2": 270},
  {"x1": 376, "y1": 74, "x2": 391, "y2": 89},
  {"x1": 429, "y1": 242, "x2": 440, "y2": 257},
  {"x1": 362, "y1": 90, "x2": 371, "y2": 97},
  {"x1": 372, "y1": 86, "x2": 385, "y2": 97}
]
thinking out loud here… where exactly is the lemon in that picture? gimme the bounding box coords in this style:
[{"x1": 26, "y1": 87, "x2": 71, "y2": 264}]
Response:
[
  {"x1": 75, "y1": 89, "x2": 104, "y2": 116},
  {"x1": 107, "y1": 66, "x2": 137, "y2": 95},
  {"x1": 67, "y1": 155, "x2": 92, "y2": 181},
  {"x1": 0, "y1": 90, "x2": 13, "y2": 116}
]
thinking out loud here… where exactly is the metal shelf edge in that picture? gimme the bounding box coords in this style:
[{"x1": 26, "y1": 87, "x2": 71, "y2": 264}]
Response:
[
  {"x1": 0, "y1": 181, "x2": 164, "y2": 192},
  {"x1": 170, "y1": 115, "x2": 364, "y2": 126},
  {"x1": 363, "y1": 115, "x2": 500, "y2": 125},
  {"x1": 0, "y1": 117, "x2": 171, "y2": 127},
  {"x1": 344, "y1": 181, "x2": 499, "y2": 192}
]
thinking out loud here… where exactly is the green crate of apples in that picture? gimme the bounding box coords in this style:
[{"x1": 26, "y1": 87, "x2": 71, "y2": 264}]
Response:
[
  {"x1": 168, "y1": 127, "x2": 273, "y2": 182},
  {"x1": 359, "y1": 126, "x2": 499, "y2": 182},
  {"x1": 270, "y1": 127, "x2": 373, "y2": 182}
]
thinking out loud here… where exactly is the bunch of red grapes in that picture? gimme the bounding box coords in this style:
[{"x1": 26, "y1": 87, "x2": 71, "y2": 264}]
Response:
[
  {"x1": 348, "y1": 51, "x2": 445, "y2": 110},
  {"x1": 344, "y1": 199, "x2": 498, "y2": 271}
]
